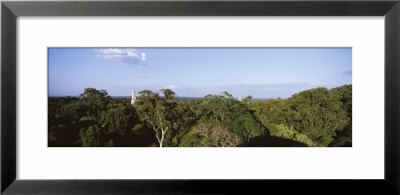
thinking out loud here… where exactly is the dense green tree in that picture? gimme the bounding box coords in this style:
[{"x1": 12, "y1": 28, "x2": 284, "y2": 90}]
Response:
[
  {"x1": 49, "y1": 85, "x2": 352, "y2": 147},
  {"x1": 185, "y1": 121, "x2": 243, "y2": 147},
  {"x1": 243, "y1": 95, "x2": 253, "y2": 104},
  {"x1": 135, "y1": 89, "x2": 177, "y2": 147},
  {"x1": 249, "y1": 85, "x2": 352, "y2": 147},
  {"x1": 160, "y1": 88, "x2": 176, "y2": 100},
  {"x1": 80, "y1": 125, "x2": 102, "y2": 147},
  {"x1": 198, "y1": 92, "x2": 265, "y2": 142}
]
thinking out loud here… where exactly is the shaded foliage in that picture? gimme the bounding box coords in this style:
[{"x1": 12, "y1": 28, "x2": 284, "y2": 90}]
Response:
[
  {"x1": 180, "y1": 121, "x2": 243, "y2": 147},
  {"x1": 49, "y1": 85, "x2": 352, "y2": 147}
]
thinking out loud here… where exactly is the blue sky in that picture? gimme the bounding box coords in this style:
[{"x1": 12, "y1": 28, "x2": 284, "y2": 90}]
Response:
[{"x1": 48, "y1": 48, "x2": 352, "y2": 99}]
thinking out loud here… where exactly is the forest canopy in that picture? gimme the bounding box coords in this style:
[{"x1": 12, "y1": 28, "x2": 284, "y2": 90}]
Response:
[{"x1": 48, "y1": 85, "x2": 352, "y2": 147}]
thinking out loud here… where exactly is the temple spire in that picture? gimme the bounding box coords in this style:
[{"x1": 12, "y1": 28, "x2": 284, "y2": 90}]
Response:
[{"x1": 131, "y1": 89, "x2": 137, "y2": 105}]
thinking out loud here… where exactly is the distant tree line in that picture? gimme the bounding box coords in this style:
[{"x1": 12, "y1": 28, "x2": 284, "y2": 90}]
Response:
[{"x1": 48, "y1": 85, "x2": 352, "y2": 147}]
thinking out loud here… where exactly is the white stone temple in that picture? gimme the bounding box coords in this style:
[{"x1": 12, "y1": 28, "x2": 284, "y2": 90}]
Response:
[{"x1": 131, "y1": 89, "x2": 137, "y2": 105}]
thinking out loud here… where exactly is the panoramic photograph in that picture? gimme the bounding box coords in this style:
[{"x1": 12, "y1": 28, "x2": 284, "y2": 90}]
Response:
[{"x1": 48, "y1": 48, "x2": 352, "y2": 147}]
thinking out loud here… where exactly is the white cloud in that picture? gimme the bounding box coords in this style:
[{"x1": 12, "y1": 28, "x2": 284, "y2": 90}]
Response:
[
  {"x1": 141, "y1": 52, "x2": 146, "y2": 61},
  {"x1": 164, "y1": 84, "x2": 181, "y2": 90},
  {"x1": 96, "y1": 48, "x2": 146, "y2": 65}
]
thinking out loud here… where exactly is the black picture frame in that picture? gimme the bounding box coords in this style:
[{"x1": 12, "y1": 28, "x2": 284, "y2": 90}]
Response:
[{"x1": 1, "y1": 0, "x2": 399, "y2": 194}]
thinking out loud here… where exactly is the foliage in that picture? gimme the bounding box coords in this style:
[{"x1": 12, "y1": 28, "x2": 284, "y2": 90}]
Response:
[
  {"x1": 80, "y1": 125, "x2": 102, "y2": 147},
  {"x1": 266, "y1": 123, "x2": 317, "y2": 147},
  {"x1": 49, "y1": 85, "x2": 352, "y2": 147},
  {"x1": 134, "y1": 89, "x2": 177, "y2": 147},
  {"x1": 190, "y1": 121, "x2": 243, "y2": 147},
  {"x1": 249, "y1": 85, "x2": 352, "y2": 147}
]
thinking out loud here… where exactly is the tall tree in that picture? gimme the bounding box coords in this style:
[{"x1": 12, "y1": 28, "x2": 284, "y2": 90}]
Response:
[
  {"x1": 190, "y1": 121, "x2": 243, "y2": 147},
  {"x1": 135, "y1": 89, "x2": 176, "y2": 147}
]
